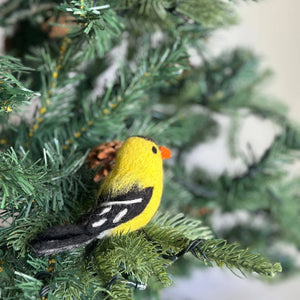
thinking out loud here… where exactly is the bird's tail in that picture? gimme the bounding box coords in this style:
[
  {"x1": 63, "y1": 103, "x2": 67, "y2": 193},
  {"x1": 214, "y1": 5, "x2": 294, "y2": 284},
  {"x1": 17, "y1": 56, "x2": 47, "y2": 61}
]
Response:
[{"x1": 31, "y1": 224, "x2": 95, "y2": 255}]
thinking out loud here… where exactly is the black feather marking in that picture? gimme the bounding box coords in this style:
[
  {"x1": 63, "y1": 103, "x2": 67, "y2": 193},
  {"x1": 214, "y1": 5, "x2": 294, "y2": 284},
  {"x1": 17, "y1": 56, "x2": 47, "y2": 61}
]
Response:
[
  {"x1": 31, "y1": 224, "x2": 93, "y2": 255},
  {"x1": 31, "y1": 187, "x2": 153, "y2": 255},
  {"x1": 86, "y1": 186, "x2": 153, "y2": 234},
  {"x1": 32, "y1": 233, "x2": 94, "y2": 255},
  {"x1": 36, "y1": 224, "x2": 87, "y2": 241}
]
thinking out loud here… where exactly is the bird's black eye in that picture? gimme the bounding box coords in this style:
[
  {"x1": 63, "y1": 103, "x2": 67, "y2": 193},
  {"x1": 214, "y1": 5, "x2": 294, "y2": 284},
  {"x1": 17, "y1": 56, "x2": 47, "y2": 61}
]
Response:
[{"x1": 152, "y1": 146, "x2": 157, "y2": 154}]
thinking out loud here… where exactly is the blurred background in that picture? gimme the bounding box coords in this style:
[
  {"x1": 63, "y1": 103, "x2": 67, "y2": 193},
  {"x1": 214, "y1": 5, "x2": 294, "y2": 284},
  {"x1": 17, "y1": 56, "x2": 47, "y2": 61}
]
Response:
[{"x1": 162, "y1": 0, "x2": 300, "y2": 299}]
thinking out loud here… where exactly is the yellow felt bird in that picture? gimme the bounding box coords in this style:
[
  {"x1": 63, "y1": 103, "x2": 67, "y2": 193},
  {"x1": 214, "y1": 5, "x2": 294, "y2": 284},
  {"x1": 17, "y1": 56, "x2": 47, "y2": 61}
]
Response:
[{"x1": 32, "y1": 136, "x2": 171, "y2": 255}]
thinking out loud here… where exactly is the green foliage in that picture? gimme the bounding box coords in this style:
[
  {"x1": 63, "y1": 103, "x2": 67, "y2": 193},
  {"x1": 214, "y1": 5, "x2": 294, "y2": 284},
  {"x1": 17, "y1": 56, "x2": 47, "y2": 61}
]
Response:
[
  {"x1": 0, "y1": 142, "x2": 88, "y2": 213},
  {"x1": 0, "y1": 55, "x2": 36, "y2": 113},
  {"x1": 0, "y1": 148, "x2": 47, "y2": 210},
  {"x1": 142, "y1": 111, "x2": 218, "y2": 149},
  {"x1": 58, "y1": 0, "x2": 124, "y2": 58},
  {"x1": 197, "y1": 239, "x2": 282, "y2": 277},
  {"x1": 188, "y1": 127, "x2": 299, "y2": 211},
  {"x1": 94, "y1": 233, "x2": 172, "y2": 299},
  {"x1": 176, "y1": 0, "x2": 237, "y2": 27},
  {"x1": 72, "y1": 40, "x2": 188, "y2": 148},
  {"x1": 145, "y1": 212, "x2": 213, "y2": 251},
  {"x1": 0, "y1": 0, "x2": 294, "y2": 299},
  {"x1": 159, "y1": 48, "x2": 274, "y2": 112},
  {"x1": 0, "y1": 211, "x2": 282, "y2": 299},
  {"x1": 112, "y1": 0, "x2": 238, "y2": 30},
  {"x1": 171, "y1": 126, "x2": 300, "y2": 272},
  {"x1": 268, "y1": 178, "x2": 300, "y2": 247}
]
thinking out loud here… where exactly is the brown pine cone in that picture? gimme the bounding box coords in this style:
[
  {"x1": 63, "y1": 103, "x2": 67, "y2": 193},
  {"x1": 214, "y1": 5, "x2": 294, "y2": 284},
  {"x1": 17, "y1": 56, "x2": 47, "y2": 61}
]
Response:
[{"x1": 87, "y1": 140, "x2": 123, "y2": 182}]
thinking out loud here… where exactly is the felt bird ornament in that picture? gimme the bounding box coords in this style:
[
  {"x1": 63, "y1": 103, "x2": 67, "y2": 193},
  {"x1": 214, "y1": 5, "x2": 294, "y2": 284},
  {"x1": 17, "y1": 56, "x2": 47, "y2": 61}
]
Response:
[{"x1": 32, "y1": 136, "x2": 171, "y2": 255}]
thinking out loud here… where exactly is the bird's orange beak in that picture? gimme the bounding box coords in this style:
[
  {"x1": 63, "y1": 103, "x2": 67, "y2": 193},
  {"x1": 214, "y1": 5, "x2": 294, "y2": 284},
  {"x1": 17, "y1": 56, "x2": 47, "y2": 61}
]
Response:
[{"x1": 159, "y1": 146, "x2": 171, "y2": 160}]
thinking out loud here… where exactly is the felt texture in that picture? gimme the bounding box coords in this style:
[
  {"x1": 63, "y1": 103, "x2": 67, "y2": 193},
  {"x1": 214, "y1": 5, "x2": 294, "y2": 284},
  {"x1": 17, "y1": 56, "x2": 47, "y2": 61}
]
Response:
[
  {"x1": 32, "y1": 136, "x2": 171, "y2": 255},
  {"x1": 31, "y1": 224, "x2": 93, "y2": 255},
  {"x1": 99, "y1": 136, "x2": 167, "y2": 235},
  {"x1": 86, "y1": 186, "x2": 153, "y2": 234}
]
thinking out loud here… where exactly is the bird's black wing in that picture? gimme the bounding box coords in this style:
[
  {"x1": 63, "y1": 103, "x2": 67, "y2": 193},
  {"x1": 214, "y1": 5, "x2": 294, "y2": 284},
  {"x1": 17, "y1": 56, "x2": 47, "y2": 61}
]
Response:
[
  {"x1": 86, "y1": 186, "x2": 153, "y2": 236},
  {"x1": 31, "y1": 187, "x2": 153, "y2": 255},
  {"x1": 31, "y1": 223, "x2": 93, "y2": 255}
]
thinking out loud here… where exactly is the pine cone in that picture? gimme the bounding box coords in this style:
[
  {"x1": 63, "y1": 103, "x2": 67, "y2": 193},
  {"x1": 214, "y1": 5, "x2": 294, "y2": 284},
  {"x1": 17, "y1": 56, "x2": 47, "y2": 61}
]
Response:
[{"x1": 87, "y1": 140, "x2": 123, "y2": 182}]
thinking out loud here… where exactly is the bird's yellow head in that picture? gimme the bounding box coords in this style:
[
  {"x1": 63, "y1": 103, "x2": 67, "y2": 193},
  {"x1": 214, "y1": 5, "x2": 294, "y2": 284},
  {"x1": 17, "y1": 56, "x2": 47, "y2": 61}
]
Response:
[
  {"x1": 100, "y1": 136, "x2": 171, "y2": 195},
  {"x1": 117, "y1": 136, "x2": 171, "y2": 164}
]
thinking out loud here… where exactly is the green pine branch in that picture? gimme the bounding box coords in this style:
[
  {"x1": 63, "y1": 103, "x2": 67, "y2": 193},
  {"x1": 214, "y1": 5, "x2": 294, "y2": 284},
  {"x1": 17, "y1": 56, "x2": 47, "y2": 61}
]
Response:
[
  {"x1": 0, "y1": 55, "x2": 37, "y2": 114},
  {"x1": 188, "y1": 128, "x2": 299, "y2": 212},
  {"x1": 196, "y1": 239, "x2": 282, "y2": 277},
  {"x1": 53, "y1": 38, "x2": 190, "y2": 150},
  {"x1": 176, "y1": 0, "x2": 238, "y2": 27},
  {"x1": 112, "y1": 0, "x2": 238, "y2": 30},
  {"x1": 159, "y1": 48, "x2": 274, "y2": 111},
  {"x1": 0, "y1": 140, "x2": 89, "y2": 234},
  {"x1": 0, "y1": 148, "x2": 48, "y2": 210},
  {"x1": 9, "y1": 4, "x2": 122, "y2": 148},
  {"x1": 88, "y1": 213, "x2": 281, "y2": 298},
  {"x1": 0, "y1": 212, "x2": 282, "y2": 299},
  {"x1": 58, "y1": 1, "x2": 124, "y2": 58}
]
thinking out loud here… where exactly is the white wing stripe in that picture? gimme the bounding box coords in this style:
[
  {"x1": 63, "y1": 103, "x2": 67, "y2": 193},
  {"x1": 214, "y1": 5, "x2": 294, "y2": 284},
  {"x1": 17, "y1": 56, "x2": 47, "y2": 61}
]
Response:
[
  {"x1": 101, "y1": 198, "x2": 143, "y2": 206},
  {"x1": 97, "y1": 229, "x2": 112, "y2": 239},
  {"x1": 113, "y1": 208, "x2": 128, "y2": 224},
  {"x1": 98, "y1": 206, "x2": 112, "y2": 216},
  {"x1": 92, "y1": 218, "x2": 107, "y2": 228}
]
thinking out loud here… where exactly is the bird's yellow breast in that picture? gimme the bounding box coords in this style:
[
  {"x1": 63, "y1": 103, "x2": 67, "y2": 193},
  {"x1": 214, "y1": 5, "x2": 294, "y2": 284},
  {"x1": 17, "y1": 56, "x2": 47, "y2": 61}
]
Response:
[
  {"x1": 97, "y1": 136, "x2": 165, "y2": 235},
  {"x1": 112, "y1": 182, "x2": 163, "y2": 235}
]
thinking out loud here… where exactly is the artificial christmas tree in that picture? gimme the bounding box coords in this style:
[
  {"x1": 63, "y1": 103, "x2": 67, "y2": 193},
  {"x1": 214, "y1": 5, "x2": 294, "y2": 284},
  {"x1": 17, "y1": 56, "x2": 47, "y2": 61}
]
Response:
[{"x1": 1, "y1": 0, "x2": 298, "y2": 299}]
